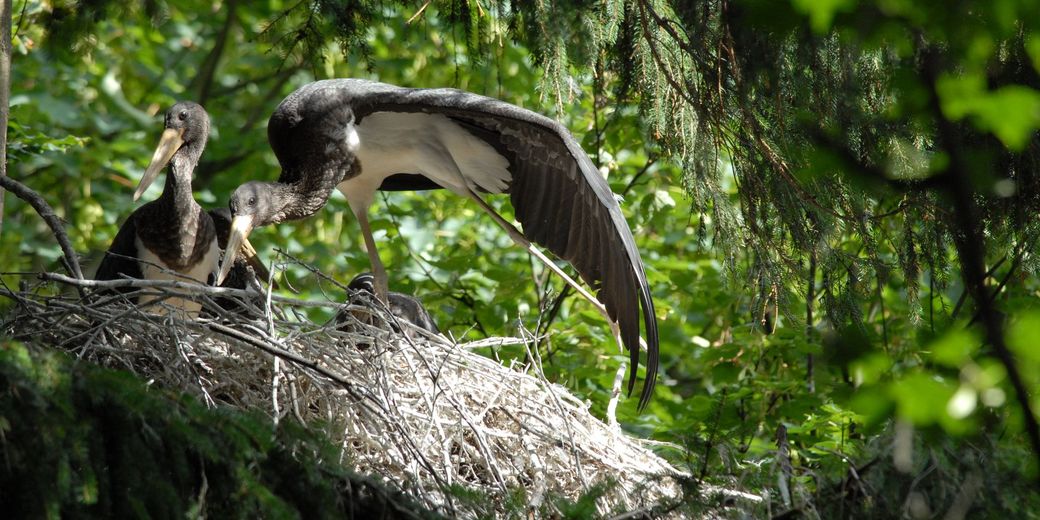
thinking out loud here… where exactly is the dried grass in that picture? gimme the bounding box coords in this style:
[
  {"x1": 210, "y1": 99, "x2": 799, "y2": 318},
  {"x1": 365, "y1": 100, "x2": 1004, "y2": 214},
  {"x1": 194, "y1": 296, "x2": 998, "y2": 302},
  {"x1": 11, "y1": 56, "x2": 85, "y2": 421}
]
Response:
[{"x1": 1, "y1": 273, "x2": 757, "y2": 517}]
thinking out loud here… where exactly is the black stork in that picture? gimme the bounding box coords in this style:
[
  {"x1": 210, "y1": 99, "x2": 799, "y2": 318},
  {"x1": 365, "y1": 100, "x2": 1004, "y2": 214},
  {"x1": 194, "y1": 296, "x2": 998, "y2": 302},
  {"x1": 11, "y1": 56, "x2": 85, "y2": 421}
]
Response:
[
  {"x1": 96, "y1": 102, "x2": 264, "y2": 314},
  {"x1": 206, "y1": 207, "x2": 272, "y2": 314},
  {"x1": 217, "y1": 79, "x2": 659, "y2": 408},
  {"x1": 337, "y1": 272, "x2": 440, "y2": 335}
]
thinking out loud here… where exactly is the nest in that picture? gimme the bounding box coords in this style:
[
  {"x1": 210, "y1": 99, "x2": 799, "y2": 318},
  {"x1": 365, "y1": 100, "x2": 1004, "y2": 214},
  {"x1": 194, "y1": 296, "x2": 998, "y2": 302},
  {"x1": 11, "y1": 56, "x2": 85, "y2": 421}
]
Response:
[{"x1": 0, "y1": 274, "x2": 753, "y2": 517}]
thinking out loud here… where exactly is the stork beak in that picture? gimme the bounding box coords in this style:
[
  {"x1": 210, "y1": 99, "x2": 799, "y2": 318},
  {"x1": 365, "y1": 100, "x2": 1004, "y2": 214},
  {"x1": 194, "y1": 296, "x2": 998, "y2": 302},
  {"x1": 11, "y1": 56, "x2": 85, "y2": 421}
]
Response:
[
  {"x1": 217, "y1": 214, "x2": 255, "y2": 285},
  {"x1": 237, "y1": 233, "x2": 277, "y2": 289},
  {"x1": 134, "y1": 127, "x2": 185, "y2": 201}
]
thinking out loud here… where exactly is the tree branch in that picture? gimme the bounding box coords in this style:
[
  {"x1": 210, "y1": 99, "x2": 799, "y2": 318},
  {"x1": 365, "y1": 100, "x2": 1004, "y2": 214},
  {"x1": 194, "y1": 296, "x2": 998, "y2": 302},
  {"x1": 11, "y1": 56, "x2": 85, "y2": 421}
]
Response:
[
  {"x1": 0, "y1": 175, "x2": 83, "y2": 280},
  {"x1": 192, "y1": 0, "x2": 238, "y2": 106},
  {"x1": 967, "y1": 233, "x2": 1038, "y2": 327},
  {"x1": 921, "y1": 46, "x2": 1040, "y2": 482}
]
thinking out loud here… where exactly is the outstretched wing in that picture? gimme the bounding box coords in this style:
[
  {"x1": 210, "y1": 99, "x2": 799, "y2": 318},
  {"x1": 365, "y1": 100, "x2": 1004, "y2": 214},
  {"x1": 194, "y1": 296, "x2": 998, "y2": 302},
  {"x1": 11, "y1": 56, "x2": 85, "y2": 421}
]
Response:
[{"x1": 270, "y1": 79, "x2": 659, "y2": 408}]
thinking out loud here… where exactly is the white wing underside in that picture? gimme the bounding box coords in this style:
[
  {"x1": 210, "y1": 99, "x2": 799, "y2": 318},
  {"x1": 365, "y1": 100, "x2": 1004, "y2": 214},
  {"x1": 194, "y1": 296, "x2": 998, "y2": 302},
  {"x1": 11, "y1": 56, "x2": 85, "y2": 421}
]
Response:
[{"x1": 337, "y1": 111, "x2": 511, "y2": 212}]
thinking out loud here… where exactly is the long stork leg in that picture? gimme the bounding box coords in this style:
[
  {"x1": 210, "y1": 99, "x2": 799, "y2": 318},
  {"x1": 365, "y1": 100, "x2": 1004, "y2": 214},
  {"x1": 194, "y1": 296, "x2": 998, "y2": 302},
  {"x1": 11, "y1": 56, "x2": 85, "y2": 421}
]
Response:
[
  {"x1": 353, "y1": 208, "x2": 390, "y2": 303},
  {"x1": 462, "y1": 190, "x2": 626, "y2": 351}
]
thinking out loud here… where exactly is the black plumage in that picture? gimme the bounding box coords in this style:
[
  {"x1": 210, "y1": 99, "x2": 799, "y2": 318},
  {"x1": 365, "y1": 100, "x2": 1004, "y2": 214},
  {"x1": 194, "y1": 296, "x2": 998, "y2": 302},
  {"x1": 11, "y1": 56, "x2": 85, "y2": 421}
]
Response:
[
  {"x1": 204, "y1": 207, "x2": 271, "y2": 314},
  {"x1": 95, "y1": 103, "x2": 265, "y2": 314},
  {"x1": 337, "y1": 272, "x2": 440, "y2": 335},
  {"x1": 96, "y1": 102, "x2": 218, "y2": 313},
  {"x1": 219, "y1": 79, "x2": 659, "y2": 408}
]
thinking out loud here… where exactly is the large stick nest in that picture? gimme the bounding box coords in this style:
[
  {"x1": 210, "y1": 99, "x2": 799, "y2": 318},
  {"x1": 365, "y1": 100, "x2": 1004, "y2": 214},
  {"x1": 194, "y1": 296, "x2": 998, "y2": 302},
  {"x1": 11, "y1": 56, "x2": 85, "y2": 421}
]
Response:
[{"x1": 0, "y1": 274, "x2": 752, "y2": 517}]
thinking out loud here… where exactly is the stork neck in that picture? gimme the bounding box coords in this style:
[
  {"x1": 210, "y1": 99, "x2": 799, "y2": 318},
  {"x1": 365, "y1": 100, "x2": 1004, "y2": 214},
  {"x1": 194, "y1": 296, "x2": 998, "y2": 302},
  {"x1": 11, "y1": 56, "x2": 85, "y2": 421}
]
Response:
[
  {"x1": 158, "y1": 152, "x2": 203, "y2": 218},
  {"x1": 288, "y1": 178, "x2": 337, "y2": 221},
  {"x1": 261, "y1": 177, "x2": 338, "y2": 225}
]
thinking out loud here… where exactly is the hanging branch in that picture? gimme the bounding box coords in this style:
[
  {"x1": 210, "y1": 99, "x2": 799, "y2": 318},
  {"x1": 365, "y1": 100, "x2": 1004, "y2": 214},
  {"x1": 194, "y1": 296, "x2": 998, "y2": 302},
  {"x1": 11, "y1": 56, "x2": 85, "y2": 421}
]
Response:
[
  {"x1": 806, "y1": 250, "x2": 816, "y2": 394},
  {"x1": 967, "y1": 232, "x2": 1039, "y2": 327},
  {"x1": 0, "y1": 175, "x2": 84, "y2": 280},
  {"x1": 920, "y1": 48, "x2": 1040, "y2": 482}
]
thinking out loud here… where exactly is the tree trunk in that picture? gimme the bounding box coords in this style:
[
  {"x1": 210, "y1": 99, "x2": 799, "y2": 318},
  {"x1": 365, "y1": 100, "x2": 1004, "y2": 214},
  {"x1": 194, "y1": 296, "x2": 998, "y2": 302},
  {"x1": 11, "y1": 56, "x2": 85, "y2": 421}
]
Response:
[{"x1": 0, "y1": 0, "x2": 12, "y2": 234}]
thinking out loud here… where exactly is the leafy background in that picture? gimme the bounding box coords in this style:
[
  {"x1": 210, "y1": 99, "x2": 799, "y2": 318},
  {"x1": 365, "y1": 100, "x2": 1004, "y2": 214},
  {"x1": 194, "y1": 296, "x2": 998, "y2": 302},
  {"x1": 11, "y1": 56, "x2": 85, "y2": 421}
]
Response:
[{"x1": 4, "y1": 0, "x2": 1040, "y2": 515}]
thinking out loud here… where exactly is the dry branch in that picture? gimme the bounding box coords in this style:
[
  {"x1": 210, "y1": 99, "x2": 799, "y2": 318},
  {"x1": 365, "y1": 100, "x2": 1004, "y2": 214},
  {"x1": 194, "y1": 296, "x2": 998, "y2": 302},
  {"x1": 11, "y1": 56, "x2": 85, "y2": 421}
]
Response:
[{"x1": 1, "y1": 274, "x2": 759, "y2": 517}]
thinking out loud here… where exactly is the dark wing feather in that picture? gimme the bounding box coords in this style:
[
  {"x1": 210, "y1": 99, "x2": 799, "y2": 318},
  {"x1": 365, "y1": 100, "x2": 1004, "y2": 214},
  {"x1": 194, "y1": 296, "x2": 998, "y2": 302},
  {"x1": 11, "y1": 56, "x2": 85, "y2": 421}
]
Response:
[
  {"x1": 379, "y1": 173, "x2": 443, "y2": 191},
  {"x1": 277, "y1": 79, "x2": 658, "y2": 408},
  {"x1": 95, "y1": 212, "x2": 143, "y2": 295}
]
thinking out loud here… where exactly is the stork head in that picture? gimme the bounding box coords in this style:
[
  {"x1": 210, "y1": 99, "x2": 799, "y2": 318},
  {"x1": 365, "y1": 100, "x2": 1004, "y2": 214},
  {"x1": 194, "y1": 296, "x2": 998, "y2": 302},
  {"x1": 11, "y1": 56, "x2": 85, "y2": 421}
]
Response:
[
  {"x1": 217, "y1": 181, "x2": 278, "y2": 285},
  {"x1": 135, "y1": 101, "x2": 210, "y2": 201}
]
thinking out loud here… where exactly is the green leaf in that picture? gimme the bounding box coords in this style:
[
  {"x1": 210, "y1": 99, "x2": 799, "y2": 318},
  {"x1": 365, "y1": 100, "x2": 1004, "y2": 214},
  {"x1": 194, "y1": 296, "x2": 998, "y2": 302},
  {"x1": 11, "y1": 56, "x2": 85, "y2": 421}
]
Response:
[
  {"x1": 1027, "y1": 35, "x2": 1040, "y2": 74},
  {"x1": 1007, "y1": 311, "x2": 1040, "y2": 366},
  {"x1": 791, "y1": 0, "x2": 857, "y2": 33},
  {"x1": 889, "y1": 373, "x2": 956, "y2": 425},
  {"x1": 928, "y1": 329, "x2": 979, "y2": 367},
  {"x1": 973, "y1": 86, "x2": 1040, "y2": 150},
  {"x1": 849, "y1": 352, "x2": 893, "y2": 386},
  {"x1": 938, "y1": 73, "x2": 1040, "y2": 150}
]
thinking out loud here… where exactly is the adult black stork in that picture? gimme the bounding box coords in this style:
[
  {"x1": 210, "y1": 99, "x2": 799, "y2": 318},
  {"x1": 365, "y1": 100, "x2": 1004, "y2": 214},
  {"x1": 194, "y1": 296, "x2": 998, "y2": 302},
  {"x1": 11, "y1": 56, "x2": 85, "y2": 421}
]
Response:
[
  {"x1": 218, "y1": 79, "x2": 659, "y2": 408},
  {"x1": 96, "y1": 102, "x2": 264, "y2": 314}
]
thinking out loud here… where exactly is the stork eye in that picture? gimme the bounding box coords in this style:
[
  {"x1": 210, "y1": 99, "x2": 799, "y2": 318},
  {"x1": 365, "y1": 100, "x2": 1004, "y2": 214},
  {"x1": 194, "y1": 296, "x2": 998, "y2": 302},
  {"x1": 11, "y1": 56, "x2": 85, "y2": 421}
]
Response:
[
  {"x1": 248, "y1": 196, "x2": 257, "y2": 206},
  {"x1": 179, "y1": 110, "x2": 188, "y2": 121}
]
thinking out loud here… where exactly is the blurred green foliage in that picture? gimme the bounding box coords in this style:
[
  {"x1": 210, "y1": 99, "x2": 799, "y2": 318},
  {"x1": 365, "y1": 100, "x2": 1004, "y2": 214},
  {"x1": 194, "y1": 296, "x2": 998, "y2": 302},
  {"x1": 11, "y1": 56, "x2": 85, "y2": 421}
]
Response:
[
  {"x1": 4, "y1": 0, "x2": 1040, "y2": 516},
  {"x1": 0, "y1": 342, "x2": 445, "y2": 518}
]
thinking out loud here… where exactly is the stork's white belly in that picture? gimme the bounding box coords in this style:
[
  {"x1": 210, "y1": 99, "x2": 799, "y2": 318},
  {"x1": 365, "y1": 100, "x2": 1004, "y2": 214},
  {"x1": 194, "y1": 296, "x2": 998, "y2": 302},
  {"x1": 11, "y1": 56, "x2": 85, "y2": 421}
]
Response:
[
  {"x1": 135, "y1": 236, "x2": 220, "y2": 315},
  {"x1": 341, "y1": 111, "x2": 511, "y2": 210}
]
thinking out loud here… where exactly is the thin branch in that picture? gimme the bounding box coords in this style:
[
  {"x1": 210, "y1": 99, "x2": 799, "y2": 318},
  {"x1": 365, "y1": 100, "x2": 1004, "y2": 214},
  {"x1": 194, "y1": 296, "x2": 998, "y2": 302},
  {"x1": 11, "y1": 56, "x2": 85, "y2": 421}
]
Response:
[
  {"x1": 806, "y1": 251, "x2": 816, "y2": 394},
  {"x1": 193, "y1": 0, "x2": 238, "y2": 106},
  {"x1": 949, "y1": 254, "x2": 1007, "y2": 322},
  {"x1": 876, "y1": 273, "x2": 889, "y2": 351},
  {"x1": 921, "y1": 46, "x2": 1040, "y2": 482},
  {"x1": 621, "y1": 155, "x2": 657, "y2": 195},
  {"x1": 40, "y1": 272, "x2": 344, "y2": 310},
  {"x1": 406, "y1": 1, "x2": 431, "y2": 24},
  {"x1": 967, "y1": 233, "x2": 1039, "y2": 327},
  {"x1": 697, "y1": 388, "x2": 726, "y2": 482},
  {"x1": 0, "y1": 175, "x2": 83, "y2": 280}
]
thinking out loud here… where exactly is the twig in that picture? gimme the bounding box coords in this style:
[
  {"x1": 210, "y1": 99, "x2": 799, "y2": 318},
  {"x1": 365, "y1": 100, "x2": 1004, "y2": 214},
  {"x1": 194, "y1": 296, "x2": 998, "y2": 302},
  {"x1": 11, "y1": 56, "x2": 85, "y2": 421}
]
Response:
[
  {"x1": 406, "y1": 1, "x2": 431, "y2": 24},
  {"x1": 698, "y1": 389, "x2": 726, "y2": 482},
  {"x1": 40, "y1": 272, "x2": 343, "y2": 309},
  {"x1": 806, "y1": 251, "x2": 816, "y2": 393},
  {"x1": 967, "y1": 232, "x2": 1038, "y2": 326}
]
